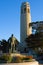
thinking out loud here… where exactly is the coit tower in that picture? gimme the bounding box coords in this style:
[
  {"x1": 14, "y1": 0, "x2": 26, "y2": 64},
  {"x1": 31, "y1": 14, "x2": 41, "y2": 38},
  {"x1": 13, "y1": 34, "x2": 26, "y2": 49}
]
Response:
[{"x1": 20, "y1": 2, "x2": 32, "y2": 43}]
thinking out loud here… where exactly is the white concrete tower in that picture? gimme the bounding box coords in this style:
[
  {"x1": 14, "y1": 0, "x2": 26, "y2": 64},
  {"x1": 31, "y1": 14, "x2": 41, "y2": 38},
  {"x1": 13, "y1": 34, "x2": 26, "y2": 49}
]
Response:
[{"x1": 20, "y1": 2, "x2": 32, "y2": 43}]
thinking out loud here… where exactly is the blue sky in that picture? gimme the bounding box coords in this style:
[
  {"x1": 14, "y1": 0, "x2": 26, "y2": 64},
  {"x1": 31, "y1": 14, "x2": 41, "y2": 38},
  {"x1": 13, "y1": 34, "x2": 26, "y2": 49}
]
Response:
[{"x1": 0, "y1": 0, "x2": 43, "y2": 41}]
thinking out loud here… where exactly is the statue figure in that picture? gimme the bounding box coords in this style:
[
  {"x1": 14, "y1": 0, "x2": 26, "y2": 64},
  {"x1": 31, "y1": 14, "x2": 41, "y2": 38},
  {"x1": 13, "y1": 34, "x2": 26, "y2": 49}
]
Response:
[{"x1": 8, "y1": 34, "x2": 17, "y2": 53}]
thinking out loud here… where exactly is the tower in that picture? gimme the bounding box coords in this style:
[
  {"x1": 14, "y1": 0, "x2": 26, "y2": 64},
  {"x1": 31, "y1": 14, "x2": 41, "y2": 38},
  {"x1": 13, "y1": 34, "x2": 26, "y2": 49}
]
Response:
[{"x1": 20, "y1": 2, "x2": 32, "y2": 43}]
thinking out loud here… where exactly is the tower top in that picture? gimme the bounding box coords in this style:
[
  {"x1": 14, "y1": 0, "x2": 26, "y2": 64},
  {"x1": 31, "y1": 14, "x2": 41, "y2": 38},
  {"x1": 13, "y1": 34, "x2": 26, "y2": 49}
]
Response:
[
  {"x1": 22, "y1": 2, "x2": 29, "y2": 5},
  {"x1": 21, "y1": 2, "x2": 30, "y2": 8}
]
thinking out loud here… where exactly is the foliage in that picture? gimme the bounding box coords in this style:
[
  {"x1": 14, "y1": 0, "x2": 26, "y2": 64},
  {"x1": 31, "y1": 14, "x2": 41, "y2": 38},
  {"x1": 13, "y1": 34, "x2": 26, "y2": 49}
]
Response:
[
  {"x1": 0, "y1": 55, "x2": 33, "y2": 63},
  {"x1": 22, "y1": 56, "x2": 33, "y2": 62},
  {"x1": 12, "y1": 56, "x2": 23, "y2": 63},
  {"x1": 11, "y1": 55, "x2": 33, "y2": 63},
  {"x1": 0, "y1": 53, "x2": 12, "y2": 63},
  {"x1": 1, "y1": 39, "x2": 9, "y2": 53}
]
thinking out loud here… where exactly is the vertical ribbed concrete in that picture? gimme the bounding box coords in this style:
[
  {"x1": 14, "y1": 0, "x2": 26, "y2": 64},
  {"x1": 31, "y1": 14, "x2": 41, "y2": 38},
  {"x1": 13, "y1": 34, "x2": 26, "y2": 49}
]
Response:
[{"x1": 20, "y1": 2, "x2": 32, "y2": 43}]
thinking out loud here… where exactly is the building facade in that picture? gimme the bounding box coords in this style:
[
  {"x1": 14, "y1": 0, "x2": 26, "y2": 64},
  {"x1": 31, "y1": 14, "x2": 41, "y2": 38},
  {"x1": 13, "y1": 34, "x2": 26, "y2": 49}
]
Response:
[{"x1": 20, "y1": 2, "x2": 32, "y2": 43}]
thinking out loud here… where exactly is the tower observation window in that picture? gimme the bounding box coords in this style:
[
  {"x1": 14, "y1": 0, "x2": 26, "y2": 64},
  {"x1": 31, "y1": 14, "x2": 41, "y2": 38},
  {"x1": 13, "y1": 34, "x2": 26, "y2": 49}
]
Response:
[
  {"x1": 21, "y1": 8, "x2": 23, "y2": 13},
  {"x1": 24, "y1": 8, "x2": 26, "y2": 13},
  {"x1": 28, "y1": 8, "x2": 30, "y2": 13}
]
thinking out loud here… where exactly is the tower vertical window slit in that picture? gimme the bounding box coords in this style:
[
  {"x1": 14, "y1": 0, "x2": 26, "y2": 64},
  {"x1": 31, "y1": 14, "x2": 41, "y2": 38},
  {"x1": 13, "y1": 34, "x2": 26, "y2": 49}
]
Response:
[
  {"x1": 24, "y1": 8, "x2": 26, "y2": 13},
  {"x1": 28, "y1": 8, "x2": 30, "y2": 13},
  {"x1": 21, "y1": 9, "x2": 23, "y2": 13}
]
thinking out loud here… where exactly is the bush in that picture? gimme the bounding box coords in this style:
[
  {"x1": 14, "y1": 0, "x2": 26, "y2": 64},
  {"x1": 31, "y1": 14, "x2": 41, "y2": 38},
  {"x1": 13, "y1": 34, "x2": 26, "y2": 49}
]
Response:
[
  {"x1": 12, "y1": 56, "x2": 33, "y2": 63},
  {"x1": 0, "y1": 54, "x2": 33, "y2": 63},
  {"x1": 22, "y1": 56, "x2": 33, "y2": 62},
  {"x1": 12, "y1": 56, "x2": 22, "y2": 63},
  {"x1": 0, "y1": 53, "x2": 12, "y2": 63}
]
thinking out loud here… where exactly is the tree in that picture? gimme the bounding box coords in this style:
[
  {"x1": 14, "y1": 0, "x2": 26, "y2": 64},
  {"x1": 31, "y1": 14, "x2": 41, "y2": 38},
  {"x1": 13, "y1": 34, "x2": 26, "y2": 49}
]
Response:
[{"x1": 1, "y1": 39, "x2": 9, "y2": 53}]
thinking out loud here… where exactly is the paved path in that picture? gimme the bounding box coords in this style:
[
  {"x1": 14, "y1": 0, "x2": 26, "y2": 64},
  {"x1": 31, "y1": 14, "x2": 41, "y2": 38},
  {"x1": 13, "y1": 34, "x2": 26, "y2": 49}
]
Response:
[
  {"x1": 39, "y1": 64, "x2": 43, "y2": 65},
  {"x1": 0, "y1": 61, "x2": 39, "y2": 65}
]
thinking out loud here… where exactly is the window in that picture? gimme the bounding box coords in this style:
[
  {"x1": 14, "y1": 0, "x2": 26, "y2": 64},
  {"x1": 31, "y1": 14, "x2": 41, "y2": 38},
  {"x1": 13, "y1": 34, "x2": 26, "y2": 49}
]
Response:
[
  {"x1": 28, "y1": 8, "x2": 30, "y2": 13},
  {"x1": 24, "y1": 8, "x2": 26, "y2": 13},
  {"x1": 21, "y1": 8, "x2": 23, "y2": 13}
]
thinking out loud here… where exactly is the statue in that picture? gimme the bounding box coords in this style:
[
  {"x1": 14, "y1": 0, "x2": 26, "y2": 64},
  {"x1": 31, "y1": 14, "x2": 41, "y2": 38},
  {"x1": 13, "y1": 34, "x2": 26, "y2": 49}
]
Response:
[{"x1": 8, "y1": 34, "x2": 17, "y2": 53}]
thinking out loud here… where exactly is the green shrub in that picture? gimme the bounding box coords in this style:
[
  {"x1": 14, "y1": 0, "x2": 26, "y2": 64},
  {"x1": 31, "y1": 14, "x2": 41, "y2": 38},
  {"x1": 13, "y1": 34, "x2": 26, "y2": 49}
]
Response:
[
  {"x1": 0, "y1": 54, "x2": 12, "y2": 63},
  {"x1": 22, "y1": 57, "x2": 29, "y2": 60},
  {"x1": 0, "y1": 54, "x2": 33, "y2": 63},
  {"x1": 12, "y1": 56, "x2": 22, "y2": 63}
]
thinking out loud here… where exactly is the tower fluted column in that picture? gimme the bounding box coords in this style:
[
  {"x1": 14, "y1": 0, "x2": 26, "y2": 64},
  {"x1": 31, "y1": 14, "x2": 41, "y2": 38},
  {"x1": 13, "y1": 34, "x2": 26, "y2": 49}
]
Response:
[{"x1": 20, "y1": 2, "x2": 32, "y2": 43}]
